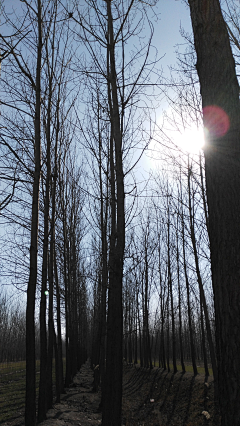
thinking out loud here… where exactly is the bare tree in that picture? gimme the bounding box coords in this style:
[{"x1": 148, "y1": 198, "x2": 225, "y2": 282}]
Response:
[
  {"x1": 71, "y1": 0, "x2": 157, "y2": 422},
  {"x1": 25, "y1": 1, "x2": 42, "y2": 423},
  {"x1": 187, "y1": 155, "x2": 217, "y2": 383},
  {"x1": 188, "y1": 1, "x2": 240, "y2": 423},
  {"x1": 166, "y1": 194, "x2": 177, "y2": 374}
]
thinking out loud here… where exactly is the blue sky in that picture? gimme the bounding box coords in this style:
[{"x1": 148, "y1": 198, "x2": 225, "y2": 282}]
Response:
[
  {"x1": 154, "y1": 0, "x2": 192, "y2": 72},
  {"x1": 134, "y1": 1, "x2": 196, "y2": 172},
  {"x1": 0, "y1": 0, "x2": 195, "y2": 286}
]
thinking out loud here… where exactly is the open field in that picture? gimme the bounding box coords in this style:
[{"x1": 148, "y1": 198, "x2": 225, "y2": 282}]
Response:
[
  {"x1": 0, "y1": 360, "x2": 66, "y2": 425},
  {"x1": 0, "y1": 361, "x2": 39, "y2": 424},
  {"x1": 153, "y1": 361, "x2": 213, "y2": 377}
]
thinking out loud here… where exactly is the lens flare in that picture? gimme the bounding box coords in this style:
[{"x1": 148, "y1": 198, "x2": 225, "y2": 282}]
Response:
[{"x1": 203, "y1": 105, "x2": 230, "y2": 138}]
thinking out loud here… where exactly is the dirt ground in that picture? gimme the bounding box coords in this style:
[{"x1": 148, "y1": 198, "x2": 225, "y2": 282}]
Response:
[
  {"x1": 4, "y1": 360, "x2": 221, "y2": 426},
  {"x1": 122, "y1": 364, "x2": 221, "y2": 426}
]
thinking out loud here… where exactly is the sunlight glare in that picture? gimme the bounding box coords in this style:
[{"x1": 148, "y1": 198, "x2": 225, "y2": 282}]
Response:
[{"x1": 174, "y1": 125, "x2": 205, "y2": 154}]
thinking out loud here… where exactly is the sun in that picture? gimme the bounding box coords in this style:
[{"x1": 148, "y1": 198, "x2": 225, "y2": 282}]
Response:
[
  {"x1": 146, "y1": 121, "x2": 205, "y2": 170},
  {"x1": 173, "y1": 125, "x2": 205, "y2": 154}
]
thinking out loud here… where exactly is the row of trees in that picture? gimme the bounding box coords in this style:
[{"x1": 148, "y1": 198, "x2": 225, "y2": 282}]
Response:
[
  {"x1": 0, "y1": 1, "x2": 90, "y2": 423},
  {"x1": 0, "y1": 292, "x2": 29, "y2": 362},
  {"x1": 91, "y1": 142, "x2": 216, "y2": 377},
  {"x1": 1, "y1": 0, "x2": 240, "y2": 425}
]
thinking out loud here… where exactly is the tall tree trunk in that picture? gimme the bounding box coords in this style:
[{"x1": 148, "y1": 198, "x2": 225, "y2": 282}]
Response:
[
  {"x1": 134, "y1": 292, "x2": 138, "y2": 365},
  {"x1": 144, "y1": 242, "x2": 152, "y2": 369},
  {"x1": 102, "y1": 3, "x2": 125, "y2": 422},
  {"x1": 142, "y1": 274, "x2": 147, "y2": 367},
  {"x1": 167, "y1": 205, "x2": 177, "y2": 373},
  {"x1": 188, "y1": 1, "x2": 240, "y2": 423},
  {"x1": 44, "y1": 41, "x2": 55, "y2": 411},
  {"x1": 53, "y1": 88, "x2": 64, "y2": 398},
  {"x1": 98, "y1": 107, "x2": 108, "y2": 385},
  {"x1": 55, "y1": 252, "x2": 64, "y2": 399},
  {"x1": 46, "y1": 247, "x2": 54, "y2": 409},
  {"x1": 53, "y1": 327, "x2": 60, "y2": 401},
  {"x1": 182, "y1": 214, "x2": 198, "y2": 376},
  {"x1": 37, "y1": 139, "x2": 49, "y2": 422},
  {"x1": 128, "y1": 300, "x2": 133, "y2": 364},
  {"x1": 166, "y1": 295, "x2": 170, "y2": 373},
  {"x1": 160, "y1": 321, "x2": 166, "y2": 370},
  {"x1": 63, "y1": 209, "x2": 71, "y2": 388},
  {"x1": 187, "y1": 158, "x2": 217, "y2": 385},
  {"x1": 46, "y1": 146, "x2": 59, "y2": 408},
  {"x1": 199, "y1": 153, "x2": 209, "y2": 235},
  {"x1": 159, "y1": 282, "x2": 166, "y2": 370},
  {"x1": 176, "y1": 222, "x2": 185, "y2": 373},
  {"x1": 25, "y1": 2, "x2": 42, "y2": 424},
  {"x1": 137, "y1": 293, "x2": 143, "y2": 368},
  {"x1": 200, "y1": 294, "x2": 209, "y2": 377}
]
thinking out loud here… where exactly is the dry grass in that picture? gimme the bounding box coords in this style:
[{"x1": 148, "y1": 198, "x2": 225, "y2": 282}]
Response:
[
  {"x1": 0, "y1": 359, "x2": 66, "y2": 424},
  {"x1": 0, "y1": 360, "x2": 40, "y2": 424},
  {"x1": 140, "y1": 359, "x2": 213, "y2": 376}
]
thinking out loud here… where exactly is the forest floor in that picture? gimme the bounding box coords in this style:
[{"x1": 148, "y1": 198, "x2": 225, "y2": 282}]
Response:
[{"x1": 3, "y1": 359, "x2": 221, "y2": 426}]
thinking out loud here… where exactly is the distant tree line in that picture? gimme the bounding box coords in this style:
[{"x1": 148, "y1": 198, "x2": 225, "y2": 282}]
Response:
[{"x1": 0, "y1": 292, "x2": 28, "y2": 362}]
